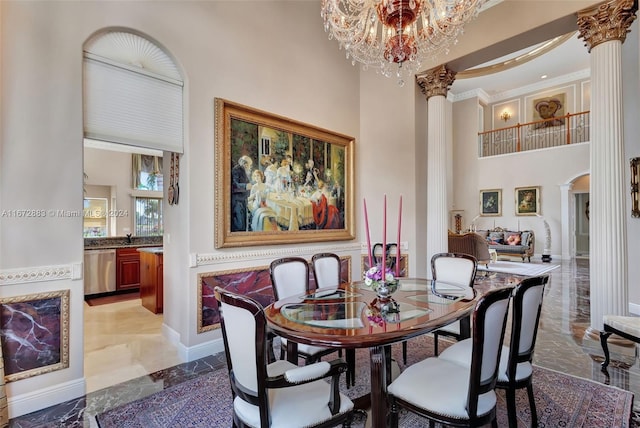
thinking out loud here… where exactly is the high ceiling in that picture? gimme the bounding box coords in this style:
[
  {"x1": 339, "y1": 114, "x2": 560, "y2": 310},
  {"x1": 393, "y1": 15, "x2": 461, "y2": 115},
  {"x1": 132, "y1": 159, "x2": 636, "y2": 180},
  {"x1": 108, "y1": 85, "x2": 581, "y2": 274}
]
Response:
[{"x1": 449, "y1": 31, "x2": 590, "y2": 99}]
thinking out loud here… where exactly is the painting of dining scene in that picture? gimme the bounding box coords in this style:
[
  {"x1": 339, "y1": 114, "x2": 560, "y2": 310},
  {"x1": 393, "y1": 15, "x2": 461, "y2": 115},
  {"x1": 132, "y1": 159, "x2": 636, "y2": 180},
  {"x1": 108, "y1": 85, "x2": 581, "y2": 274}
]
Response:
[{"x1": 215, "y1": 99, "x2": 354, "y2": 247}]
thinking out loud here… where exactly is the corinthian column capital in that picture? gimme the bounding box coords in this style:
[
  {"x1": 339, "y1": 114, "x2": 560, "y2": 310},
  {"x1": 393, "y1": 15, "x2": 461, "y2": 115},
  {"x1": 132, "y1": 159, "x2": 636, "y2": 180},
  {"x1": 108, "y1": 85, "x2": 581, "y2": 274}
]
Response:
[
  {"x1": 416, "y1": 65, "x2": 457, "y2": 100},
  {"x1": 577, "y1": 0, "x2": 638, "y2": 52}
]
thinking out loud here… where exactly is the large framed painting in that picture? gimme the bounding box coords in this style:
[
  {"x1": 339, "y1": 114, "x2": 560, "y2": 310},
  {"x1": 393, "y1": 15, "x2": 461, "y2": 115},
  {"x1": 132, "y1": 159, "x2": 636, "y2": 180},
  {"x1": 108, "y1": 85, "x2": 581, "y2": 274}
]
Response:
[
  {"x1": 214, "y1": 98, "x2": 355, "y2": 248},
  {"x1": 479, "y1": 189, "x2": 502, "y2": 216},
  {"x1": 0, "y1": 290, "x2": 70, "y2": 382},
  {"x1": 515, "y1": 186, "x2": 540, "y2": 216}
]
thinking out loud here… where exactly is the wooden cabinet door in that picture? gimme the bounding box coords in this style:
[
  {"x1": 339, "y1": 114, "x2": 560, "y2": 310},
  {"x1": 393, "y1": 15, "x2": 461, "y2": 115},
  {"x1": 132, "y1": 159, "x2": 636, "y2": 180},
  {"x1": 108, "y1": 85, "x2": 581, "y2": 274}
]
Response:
[
  {"x1": 116, "y1": 248, "x2": 140, "y2": 291},
  {"x1": 140, "y1": 251, "x2": 163, "y2": 314}
]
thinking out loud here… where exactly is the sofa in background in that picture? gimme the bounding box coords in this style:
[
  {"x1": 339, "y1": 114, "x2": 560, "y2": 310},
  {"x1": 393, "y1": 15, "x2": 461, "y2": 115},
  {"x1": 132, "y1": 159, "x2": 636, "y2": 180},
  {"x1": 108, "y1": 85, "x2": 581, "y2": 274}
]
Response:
[
  {"x1": 447, "y1": 231, "x2": 492, "y2": 266},
  {"x1": 475, "y1": 227, "x2": 535, "y2": 262}
]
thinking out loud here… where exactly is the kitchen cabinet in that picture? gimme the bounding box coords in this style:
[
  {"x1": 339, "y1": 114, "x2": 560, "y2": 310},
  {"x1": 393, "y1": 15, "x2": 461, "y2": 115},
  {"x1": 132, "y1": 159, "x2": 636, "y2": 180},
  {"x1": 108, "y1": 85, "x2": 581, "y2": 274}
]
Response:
[
  {"x1": 139, "y1": 248, "x2": 163, "y2": 314},
  {"x1": 116, "y1": 248, "x2": 140, "y2": 291}
]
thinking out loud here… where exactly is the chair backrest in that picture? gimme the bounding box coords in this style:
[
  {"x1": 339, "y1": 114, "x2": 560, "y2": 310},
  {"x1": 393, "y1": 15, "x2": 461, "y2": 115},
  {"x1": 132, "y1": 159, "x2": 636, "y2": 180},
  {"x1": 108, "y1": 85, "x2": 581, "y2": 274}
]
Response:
[
  {"x1": 447, "y1": 232, "x2": 491, "y2": 264},
  {"x1": 467, "y1": 286, "x2": 513, "y2": 418},
  {"x1": 431, "y1": 252, "x2": 478, "y2": 287},
  {"x1": 270, "y1": 257, "x2": 310, "y2": 301},
  {"x1": 311, "y1": 253, "x2": 341, "y2": 288},
  {"x1": 505, "y1": 274, "x2": 549, "y2": 380},
  {"x1": 215, "y1": 286, "x2": 268, "y2": 414}
]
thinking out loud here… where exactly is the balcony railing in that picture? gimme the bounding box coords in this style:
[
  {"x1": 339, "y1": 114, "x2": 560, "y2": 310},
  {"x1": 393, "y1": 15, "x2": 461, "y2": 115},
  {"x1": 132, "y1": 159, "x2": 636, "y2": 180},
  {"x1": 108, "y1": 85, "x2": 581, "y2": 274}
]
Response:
[{"x1": 478, "y1": 111, "x2": 590, "y2": 158}]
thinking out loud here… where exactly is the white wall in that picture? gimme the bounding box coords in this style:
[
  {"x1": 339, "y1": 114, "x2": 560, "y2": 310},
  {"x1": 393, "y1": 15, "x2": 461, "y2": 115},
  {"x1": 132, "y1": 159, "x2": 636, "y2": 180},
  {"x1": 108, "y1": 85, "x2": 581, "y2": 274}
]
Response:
[
  {"x1": 84, "y1": 147, "x2": 146, "y2": 236},
  {"x1": 623, "y1": 21, "x2": 640, "y2": 308}
]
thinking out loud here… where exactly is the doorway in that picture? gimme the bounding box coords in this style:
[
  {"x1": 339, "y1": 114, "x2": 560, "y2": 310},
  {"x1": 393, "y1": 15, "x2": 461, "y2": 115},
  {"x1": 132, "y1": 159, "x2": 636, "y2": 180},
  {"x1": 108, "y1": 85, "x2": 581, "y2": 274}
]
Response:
[
  {"x1": 82, "y1": 28, "x2": 184, "y2": 392},
  {"x1": 573, "y1": 193, "x2": 589, "y2": 258},
  {"x1": 575, "y1": 192, "x2": 590, "y2": 257}
]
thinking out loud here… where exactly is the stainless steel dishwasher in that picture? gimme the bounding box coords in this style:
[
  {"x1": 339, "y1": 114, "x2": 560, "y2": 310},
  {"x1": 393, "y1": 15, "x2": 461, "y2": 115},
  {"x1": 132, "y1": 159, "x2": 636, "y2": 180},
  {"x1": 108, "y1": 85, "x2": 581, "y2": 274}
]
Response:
[{"x1": 84, "y1": 249, "x2": 116, "y2": 296}]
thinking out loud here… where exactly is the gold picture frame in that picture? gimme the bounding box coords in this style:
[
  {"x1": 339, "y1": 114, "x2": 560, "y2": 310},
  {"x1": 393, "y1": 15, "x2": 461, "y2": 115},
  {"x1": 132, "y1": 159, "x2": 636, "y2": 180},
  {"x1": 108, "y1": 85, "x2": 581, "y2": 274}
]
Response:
[
  {"x1": 479, "y1": 189, "x2": 502, "y2": 216},
  {"x1": 0, "y1": 290, "x2": 70, "y2": 382},
  {"x1": 214, "y1": 98, "x2": 355, "y2": 248},
  {"x1": 631, "y1": 157, "x2": 639, "y2": 218},
  {"x1": 515, "y1": 186, "x2": 541, "y2": 216}
]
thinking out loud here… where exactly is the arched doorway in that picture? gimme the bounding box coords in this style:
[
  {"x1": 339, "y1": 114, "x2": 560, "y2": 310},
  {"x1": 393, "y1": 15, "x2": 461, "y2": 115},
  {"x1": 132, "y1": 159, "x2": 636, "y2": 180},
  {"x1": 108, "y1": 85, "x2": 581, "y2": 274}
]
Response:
[
  {"x1": 82, "y1": 28, "x2": 185, "y2": 391},
  {"x1": 560, "y1": 173, "x2": 590, "y2": 259}
]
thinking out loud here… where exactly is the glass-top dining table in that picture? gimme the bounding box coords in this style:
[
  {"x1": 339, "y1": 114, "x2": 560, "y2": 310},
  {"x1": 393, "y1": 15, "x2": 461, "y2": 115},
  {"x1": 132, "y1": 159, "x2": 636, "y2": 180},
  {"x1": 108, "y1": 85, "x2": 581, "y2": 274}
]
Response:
[{"x1": 264, "y1": 278, "x2": 479, "y2": 428}]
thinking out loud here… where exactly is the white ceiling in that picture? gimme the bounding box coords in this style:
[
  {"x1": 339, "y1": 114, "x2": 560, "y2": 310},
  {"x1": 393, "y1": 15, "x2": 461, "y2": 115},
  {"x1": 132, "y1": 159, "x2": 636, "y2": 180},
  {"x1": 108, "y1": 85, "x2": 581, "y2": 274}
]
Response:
[{"x1": 449, "y1": 31, "x2": 590, "y2": 99}]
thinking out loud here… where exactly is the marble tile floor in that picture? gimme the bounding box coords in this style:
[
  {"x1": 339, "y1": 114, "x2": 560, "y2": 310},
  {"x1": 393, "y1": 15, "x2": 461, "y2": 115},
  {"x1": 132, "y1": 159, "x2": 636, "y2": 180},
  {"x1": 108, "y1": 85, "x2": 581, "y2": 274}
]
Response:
[
  {"x1": 9, "y1": 258, "x2": 640, "y2": 427},
  {"x1": 83, "y1": 298, "x2": 183, "y2": 393}
]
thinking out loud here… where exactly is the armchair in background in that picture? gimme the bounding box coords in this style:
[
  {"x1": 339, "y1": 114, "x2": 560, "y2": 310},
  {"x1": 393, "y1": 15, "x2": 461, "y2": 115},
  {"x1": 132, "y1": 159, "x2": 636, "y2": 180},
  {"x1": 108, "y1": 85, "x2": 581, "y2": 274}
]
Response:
[{"x1": 447, "y1": 231, "x2": 492, "y2": 267}]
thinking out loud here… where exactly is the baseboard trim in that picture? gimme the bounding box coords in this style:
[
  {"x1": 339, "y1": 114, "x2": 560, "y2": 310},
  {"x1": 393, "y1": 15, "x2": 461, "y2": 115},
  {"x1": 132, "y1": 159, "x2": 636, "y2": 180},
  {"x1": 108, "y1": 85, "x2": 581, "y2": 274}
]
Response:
[
  {"x1": 8, "y1": 378, "x2": 86, "y2": 418},
  {"x1": 161, "y1": 323, "x2": 224, "y2": 362},
  {"x1": 178, "y1": 338, "x2": 224, "y2": 362}
]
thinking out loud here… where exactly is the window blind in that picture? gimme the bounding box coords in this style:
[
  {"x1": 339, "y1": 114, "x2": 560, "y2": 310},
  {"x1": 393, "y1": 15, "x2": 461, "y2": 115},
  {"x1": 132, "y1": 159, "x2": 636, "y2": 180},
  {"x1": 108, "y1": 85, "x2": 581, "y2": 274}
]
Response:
[{"x1": 83, "y1": 56, "x2": 184, "y2": 153}]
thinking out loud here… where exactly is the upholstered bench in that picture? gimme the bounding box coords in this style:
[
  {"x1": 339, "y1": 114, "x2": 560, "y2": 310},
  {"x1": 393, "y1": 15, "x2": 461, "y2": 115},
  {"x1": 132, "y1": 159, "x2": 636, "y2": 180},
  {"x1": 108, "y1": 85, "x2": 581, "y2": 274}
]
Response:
[{"x1": 600, "y1": 315, "x2": 640, "y2": 369}]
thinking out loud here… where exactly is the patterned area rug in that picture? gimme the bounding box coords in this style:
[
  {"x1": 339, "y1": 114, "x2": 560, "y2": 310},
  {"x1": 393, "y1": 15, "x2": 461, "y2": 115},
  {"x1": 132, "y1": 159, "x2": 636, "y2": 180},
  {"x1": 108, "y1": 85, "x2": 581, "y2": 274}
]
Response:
[
  {"x1": 477, "y1": 261, "x2": 560, "y2": 276},
  {"x1": 96, "y1": 336, "x2": 633, "y2": 428}
]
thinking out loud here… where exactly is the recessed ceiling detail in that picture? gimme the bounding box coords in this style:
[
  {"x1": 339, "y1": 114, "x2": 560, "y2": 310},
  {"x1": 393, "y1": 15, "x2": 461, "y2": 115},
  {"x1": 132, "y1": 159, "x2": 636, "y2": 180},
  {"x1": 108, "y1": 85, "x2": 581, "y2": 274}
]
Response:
[{"x1": 457, "y1": 32, "x2": 576, "y2": 80}]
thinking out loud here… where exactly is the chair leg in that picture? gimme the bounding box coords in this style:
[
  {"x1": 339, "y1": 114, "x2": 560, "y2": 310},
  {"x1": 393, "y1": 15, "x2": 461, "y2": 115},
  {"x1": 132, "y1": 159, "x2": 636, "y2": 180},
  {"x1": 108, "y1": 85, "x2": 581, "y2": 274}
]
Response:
[
  {"x1": 388, "y1": 397, "x2": 399, "y2": 428},
  {"x1": 526, "y1": 383, "x2": 537, "y2": 427},
  {"x1": 402, "y1": 341, "x2": 407, "y2": 365},
  {"x1": 506, "y1": 388, "x2": 517, "y2": 428},
  {"x1": 433, "y1": 333, "x2": 440, "y2": 356},
  {"x1": 600, "y1": 330, "x2": 613, "y2": 370}
]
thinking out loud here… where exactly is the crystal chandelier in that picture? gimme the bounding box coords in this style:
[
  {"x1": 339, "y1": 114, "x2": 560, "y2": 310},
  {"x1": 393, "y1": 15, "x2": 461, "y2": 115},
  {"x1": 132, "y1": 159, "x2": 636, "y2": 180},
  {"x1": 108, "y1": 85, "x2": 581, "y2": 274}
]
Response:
[{"x1": 321, "y1": 0, "x2": 486, "y2": 85}]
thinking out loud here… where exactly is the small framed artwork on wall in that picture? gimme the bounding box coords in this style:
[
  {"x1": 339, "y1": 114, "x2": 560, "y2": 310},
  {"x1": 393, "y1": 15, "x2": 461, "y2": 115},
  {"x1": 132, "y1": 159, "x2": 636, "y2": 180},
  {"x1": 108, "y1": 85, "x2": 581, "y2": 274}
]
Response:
[
  {"x1": 515, "y1": 186, "x2": 540, "y2": 216},
  {"x1": 479, "y1": 189, "x2": 502, "y2": 216}
]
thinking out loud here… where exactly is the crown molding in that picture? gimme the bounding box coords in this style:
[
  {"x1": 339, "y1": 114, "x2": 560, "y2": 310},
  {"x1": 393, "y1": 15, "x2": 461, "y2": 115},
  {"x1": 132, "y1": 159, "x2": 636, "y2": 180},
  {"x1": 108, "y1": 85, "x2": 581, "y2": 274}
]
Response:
[
  {"x1": 449, "y1": 88, "x2": 490, "y2": 104},
  {"x1": 487, "y1": 68, "x2": 590, "y2": 103},
  {"x1": 451, "y1": 68, "x2": 590, "y2": 104}
]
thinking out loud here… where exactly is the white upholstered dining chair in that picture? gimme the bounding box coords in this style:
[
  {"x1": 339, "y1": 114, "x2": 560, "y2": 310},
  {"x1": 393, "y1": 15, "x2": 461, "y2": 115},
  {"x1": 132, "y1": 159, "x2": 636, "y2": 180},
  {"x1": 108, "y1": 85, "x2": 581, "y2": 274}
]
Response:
[
  {"x1": 440, "y1": 274, "x2": 549, "y2": 427},
  {"x1": 387, "y1": 286, "x2": 513, "y2": 428},
  {"x1": 402, "y1": 252, "x2": 478, "y2": 364},
  {"x1": 311, "y1": 252, "x2": 342, "y2": 288},
  {"x1": 215, "y1": 286, "x2": 355, "y2": 428},
  {"x1": 270, "y1": 257, "x2": 340, "y2": 362}
]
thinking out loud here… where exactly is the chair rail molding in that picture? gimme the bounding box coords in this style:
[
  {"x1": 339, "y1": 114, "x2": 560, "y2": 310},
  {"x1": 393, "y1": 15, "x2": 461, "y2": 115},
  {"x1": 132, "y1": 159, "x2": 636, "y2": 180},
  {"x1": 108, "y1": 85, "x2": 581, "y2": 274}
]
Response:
[
  {"x1": 0, "y1": 263, "x2": 82, "y2": 286},
  {"x1": 192, "y1": 243, "x2": 362, "y2": 267}
]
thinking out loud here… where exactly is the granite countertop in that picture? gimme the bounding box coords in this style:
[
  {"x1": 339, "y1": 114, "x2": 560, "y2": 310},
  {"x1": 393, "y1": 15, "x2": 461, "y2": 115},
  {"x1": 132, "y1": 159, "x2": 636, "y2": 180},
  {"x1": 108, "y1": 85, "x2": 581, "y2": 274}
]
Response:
[
  {"x1": 137, "y1": 246, "x2": 163, "y2": 254},
  {"x1": 84, "y1": 236, "x2": 163, "y2": 250}
]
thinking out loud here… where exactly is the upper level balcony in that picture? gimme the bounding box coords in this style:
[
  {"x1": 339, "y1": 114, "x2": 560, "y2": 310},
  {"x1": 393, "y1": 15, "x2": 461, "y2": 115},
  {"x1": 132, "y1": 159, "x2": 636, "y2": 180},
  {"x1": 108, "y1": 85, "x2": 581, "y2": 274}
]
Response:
[{"x1": 478, "y1": 111, "x2": 590, "y2": 158}]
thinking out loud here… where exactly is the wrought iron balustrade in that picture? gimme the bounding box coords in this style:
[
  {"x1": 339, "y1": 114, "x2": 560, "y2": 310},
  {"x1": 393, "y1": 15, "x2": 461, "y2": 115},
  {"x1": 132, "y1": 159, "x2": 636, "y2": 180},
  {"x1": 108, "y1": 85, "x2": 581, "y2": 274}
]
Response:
[{"x1": 478, "y1": 111, "x2": 590, "y2": 158}]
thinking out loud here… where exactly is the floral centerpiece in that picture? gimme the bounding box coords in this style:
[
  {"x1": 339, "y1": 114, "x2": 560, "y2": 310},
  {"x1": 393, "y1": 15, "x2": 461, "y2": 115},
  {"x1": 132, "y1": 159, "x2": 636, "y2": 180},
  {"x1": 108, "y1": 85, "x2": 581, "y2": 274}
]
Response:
[{"x1": 364, "y1": 265, "x2": 399, "y2": 298}]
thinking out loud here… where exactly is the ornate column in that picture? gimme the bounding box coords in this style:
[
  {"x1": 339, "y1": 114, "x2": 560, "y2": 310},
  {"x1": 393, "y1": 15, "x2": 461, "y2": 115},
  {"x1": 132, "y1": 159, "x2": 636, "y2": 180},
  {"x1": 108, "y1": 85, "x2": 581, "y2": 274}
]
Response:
[
  {"x1": 576, "y1": 0, "x2": 637, "y2": 334},
  {"x1": 416, "y1": 65, "x2": 457, "y2": 265}
]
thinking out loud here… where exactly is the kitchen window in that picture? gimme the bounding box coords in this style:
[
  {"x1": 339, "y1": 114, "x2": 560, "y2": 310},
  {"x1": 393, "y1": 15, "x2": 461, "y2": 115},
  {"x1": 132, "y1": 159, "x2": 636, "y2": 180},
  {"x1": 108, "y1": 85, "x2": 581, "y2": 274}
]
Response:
[
  {"x1": 133, "y1": 154, "x2": 164, "y2": 191},
  {"x1": 135, "y1": 197, "x2": 163, "y2": 236},
  {"x1": 83, "y1": 197, "x2": 108, "y2": 237}
]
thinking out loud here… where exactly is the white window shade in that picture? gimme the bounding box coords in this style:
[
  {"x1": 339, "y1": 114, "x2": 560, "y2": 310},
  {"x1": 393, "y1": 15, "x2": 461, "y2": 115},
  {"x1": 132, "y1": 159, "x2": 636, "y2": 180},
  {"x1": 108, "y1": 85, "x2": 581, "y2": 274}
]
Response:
[{"x1": 84, "y1": 56, "x2": 184, "y2": 153}]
